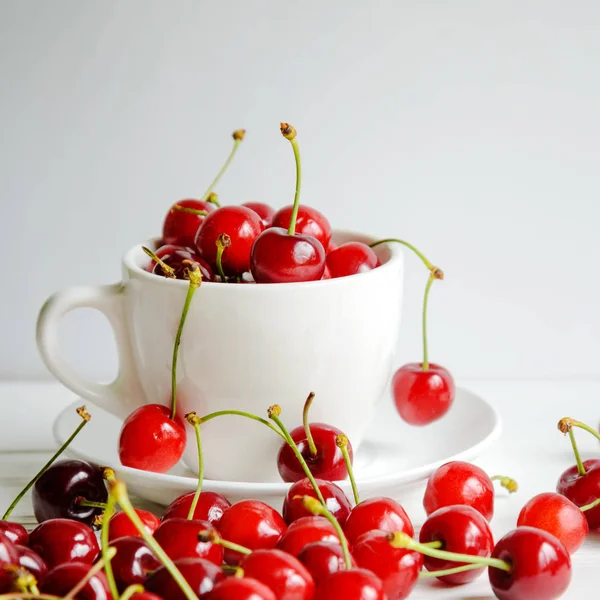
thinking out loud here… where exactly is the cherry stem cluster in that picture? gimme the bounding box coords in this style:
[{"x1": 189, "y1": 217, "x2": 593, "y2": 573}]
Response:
[
  {"x1": 202, "y1": 130, "x2": 246, "y2": 200},
  {"x1": 280, "y1": 123, "x2": 302, "y2": 236},
  {"x1": 302, "y1": 392, "x2": 318, "y2": 457},
  {"x1": 186, "y1": 412, "x2": 205, "y2": 520},
  {"x1": 335, "y1": 434, "x2": 360, "y2": 505}
]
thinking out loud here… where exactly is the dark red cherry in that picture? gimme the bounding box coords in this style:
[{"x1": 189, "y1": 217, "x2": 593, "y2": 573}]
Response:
[
  {"x1": 41, "y1": 562, "x2": 110, "y2": 599},
  {"x1": 326, "y1": 242, "x2": 379, "y2": 279},
  {"x1": 218, "y1": 500, "x2": 287, "y2": 565},
  {"x1": 0, "y1": 532, "x2": 19, "y2": 567},
  {"x1": 392, "y1": 363, "x2": 455, "y2": 425},
  {"x1": 32, "y1": 459, "x2": 108, "y2": 526},
  {"x1": 250, "y1": 228, "x2": 325, "y2": 283},
  {"x1": 110, "y1": 536, "x2": 161, "y2": 593},
  {"x1": 242, "y1": 202, "x2": 276, "y2": 228},
  {"x1": 315, "y1": 568, "x2": 385, "y2": 600},
  {"x1": 205, "y1": 576, "x2": 277, "y2": 600},
  {"x1": 145, "y1": 557, "x2": 224, "y2": 600},
  {"x1": 419, "y1": 504, "x2": 494, "y2": 584},
  {"x1": 128, "y1": 593, "x2": 163, "y2": 600},
  {"x1": 16, "y1": 545, "x2": 47, "y2": 584},
  {"x1": 0, "y1": 521, "x2": 28, "y2": 546},
  {"x1": 108, "y1": 509, "x2": 161, "y2": 542},
  {"x1": 162, "y1": 199, "x2": 216, "y2": 248},
  {"x1": 148, "y1": 244, "x2": 214, "y2": 282},
  {"x1": 283, "y1": 478, "x2": 352, "y2": 526},
  {"x1": 277, "y1": 516, "x2": 341, "y2": 557},
  {"x1": 353, "y1": 530, "x2": 422, "y2": 600},
  {"x1": 29, "y1": 518, "x2": 99, "y2": 568},
  {"x1": 195, "y1": 206, "x2": 264, "y2": 275},
  {"x1": 277, "y1": 423, "x2": 353, "y2": 483},
  {"x1": 118, "y1": 404, "x2": 186, "y2": 473},
  {"x1": 153, "y1": 518, "x2": 223, "y2": 564},
  {"x1": 271, "y1": 205, "x2": 332, "y2": 250},
  {"x1": 241, "y1": 548, "x2": 315, "y2": 600},
  {"x1": 297, "y1": 541, "x2": 357, "y2": 586},
  {"x1": 162, "y1": 491, "x2": 231, "y2": 526},
  {"x1": 557, "y1": 459, "x2": 600, "y2": 531},
  {"x1": 489, "y1": 527, "x2": 571, "y2": 600},
  {"x1": 343, "y1": 497, "x2": 414, "y2": 546}
]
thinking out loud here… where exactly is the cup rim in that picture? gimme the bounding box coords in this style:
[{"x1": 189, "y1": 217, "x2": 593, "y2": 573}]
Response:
[{"x1": 123, "y1": 229, "x2": 403, "y2": 289}]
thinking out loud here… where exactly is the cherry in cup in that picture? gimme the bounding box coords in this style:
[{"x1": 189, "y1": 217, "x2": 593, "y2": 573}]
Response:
[
  {"x1": 242, "y1": 201, "x2": 276, "y2": 228},
  {"x1": 144, "y1": 244, "x2": 214, "y2": 282},
  {"x1": 271, "y1": 204, "x2": 332, "y2": 251},
  {"x1": 326, "y1": 241, "x2": 379, "y2": 279}
]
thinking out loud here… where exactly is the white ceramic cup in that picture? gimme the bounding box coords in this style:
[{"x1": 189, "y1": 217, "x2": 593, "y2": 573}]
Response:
[{"x1": 37, "y1": 231, "x2": 403, "y2": 482}]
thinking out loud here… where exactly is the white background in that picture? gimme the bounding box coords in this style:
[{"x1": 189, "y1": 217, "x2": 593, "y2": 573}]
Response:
[{"x1": 1, "y1": 1, "x2": 599, "y2": 382}]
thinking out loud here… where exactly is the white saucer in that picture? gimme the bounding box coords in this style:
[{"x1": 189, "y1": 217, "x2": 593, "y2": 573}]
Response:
[{"x1": 53, "y1": 387, "x2": 501, "y2": 509}]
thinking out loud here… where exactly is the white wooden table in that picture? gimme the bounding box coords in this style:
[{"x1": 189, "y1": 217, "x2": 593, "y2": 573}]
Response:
[{"x1": 0, "y1": 380, "x2": 598, "y2": 598}]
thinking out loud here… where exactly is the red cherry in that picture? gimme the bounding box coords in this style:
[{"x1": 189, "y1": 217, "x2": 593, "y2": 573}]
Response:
[
  {"x1": 277, "y1": 516, "x2": 341, "y2": 557},
  {"x1": 29, "y1": 518, "x2": 99, "y2": 568},
  {"x1": 147, "y1": 244, "x2": 214, "y2": 281},
  {"x1": 41, "y1": 562, "x2": 110, "y2": 599},
  {"x1": 218, "y1": 500, "x2": 287, "y2": 565},
  {"x1": 205, "y1": 577, "x2": 277, "y2": 600},
  {"x1": 419, "y1": 504, "x2": 494, "y2": 584},
  {"x1": 325, "y1": 242, "x2": 379, "y2": 279},
  {"x1": 0, "y1": 532, "x2": 19, "y2": 567},
  {"x1": 277, "y1": 423, "x2": 353, "y2": 483},
  {"x1": 16, "y1": 544, "x2": 48, "y2": 584},
  {"x1": 321, "y1": 265, "x2": 331, "y2": 280},
  {"x1": 297, "y1": 541, "x2": 357, "y2": 586},
  {"x1": 489, "y1": 526, "x2": 571, "y2": 600},
  {"x1": 242, "y1": 202, "x2": 276, "y2": 228},
  {"x1": 392, "y1": 363, "x2": 455, "y2": 425},
  {"x1": 556, "y1": 459, "x2": 600, "y2": 531},
  {"x1": 271, "y1": 205, "x2": 332, "y2": 250},
  {"x1": 0, "y1": 521, "x2": 28, "y2": 546},
  {"x1": 110, "y1": 536, "x2": 160, "y2": 593},
  {"x1": 423, "y1": 461, "x2": 495, "y2": 520},
  {"x1": 162, "y1": 491, "x2": 231, "y2": 526},
  {"x1": 108, "y1": 509, "x2": 160, "y2": 542},
  {"x1": 194, "y1": 206, "x2": 264, "y2": 275},
  {"x1": 283, "y1": 478, "x2": 352, "y2": 526},
  {"x1": 128, "y1": 593, "x2": 163, "y2": 600},
  {"x1": 517, "y1": 492, "x2": 588, "y2": 554},
  {"x1": 118, "y1": 404, "x2": 186, "y2": 473},
  {"x1": 153, "y1": 518, "x2": 223, "y2": 564},
  {"x1": 162, "y1": 199, "x2": 216, "y2": 248},
  {"x1": 343, "y1": 497, "x2": 414, "y2": 546},
  {"x1": 241, "y1": 548, "x2": 315, "y2": 600},
  {"x1": 353, "y1": 530, "x2": 422, "y2": 600},
  {"x1": 315, "y1": 568, "x2": 386, "y2": 600}
]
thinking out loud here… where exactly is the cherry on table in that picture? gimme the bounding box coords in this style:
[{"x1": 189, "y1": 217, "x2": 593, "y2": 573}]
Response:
[
  {"x1": 297, "y1": 541, "x2": 357, "y2": 587},
  {"x1": 242, "y1": 202, "x2": 276, "y2": 228},
  {"x1": 314, "y1": 568, "x2": 386, "y2": 600},
  {"x1": 152, "y1": 518, "x2": 223, "y2": 564},
  {"x1": 110, "y1": 536, "x2": 161, "y2": 593},
  {"x1": 162, "y1": 198, "x2": 217, "y2": 249},
  {"x1": 557, "y1": 458, "x2": 600, "y2": 531},
  {"x1": 161, "y1": 490, "x2": 231, "y2": 526},
  {"x1": 108, "y1": 508, "x2": 161, "y2": 542},
  {"x1": 326, "y1": 242, "x2": 379, "y2": 279},
  {"x1": 41, "y1": 561, "x2": 110, "y2": 600},
  {"x1": 277, "y1": 515, "x2": 341, "y2": 557},
  {"x1": 146, "y1": 244, "x2": 214, "y2": 282},
  {"x1": 271, "y1": 204, "x2": 332, "y2": 251},
  {"x1": 283, "y1": 478, "x2": 352, "y2": 526},
  {"x1": 0, "y1": 521, "x2": 28, "y2": 546},
  {"x1": 205, "y1": 576, "x2": 277, "y2": 600},
  {"x1": 15, "y1": 544, "x2": 47, "y2": 584}
]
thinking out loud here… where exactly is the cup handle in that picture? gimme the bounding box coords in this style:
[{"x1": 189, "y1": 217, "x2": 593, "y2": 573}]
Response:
[{"x1": 36, "y1": 282, "x2": 142, "y2": 417}]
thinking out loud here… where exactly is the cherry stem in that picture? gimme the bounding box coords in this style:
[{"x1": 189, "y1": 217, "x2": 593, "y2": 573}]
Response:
[
  {"x1": 62, "y1": 547, "x2": 116, "y2": 600},
  {"x1": 335, "y1": 435, "x2": 360, "y2": 505},
  {"x1": 142, "y1": 246, "x2": 176, "y2": 278},
  {"x1": 559, "y1": 417, "x2": 600, "y2": 444},
  {"x1": 419, "y1": 563, "x2": 486, "y2": 579},
  {"x1": 280, "y1": 123, "x2": 302, "y2": 236},
  {"x1": 170, "y1": 262, "x2": 202, "y2": 420},
  {"x1": 74, "y1": 498, "x2": 108, "y2": 509},
  {"x1": 302, "y1": 392, "x2": 318, "y2": 457},
  {"x1": 580, "y1": 497, "x2": 600, "y2": 512},
  {"x1": 421, "y1": 272, "x2": 436, "y2": 371},
  {"x1": 120, "y1": 585, "x2": 145, "y2": 600},
  {"x1": 490, "y1": 475, "x2": 519, "y2": 493},
  {"x1": 301, "y1": 496, "x2": 352, "y2": 569},
  {"x1": 198, "y1": 409, "x2": 286, "y2": 440},
  {"x1": 100, "y1": 493, "x2": 119, "y2": 600},
  {"x1": 215, "y1": 234, "x2": 231, "y2": 281},
  {"x1": 110, "y1": 480, "x2": 200, "y2": 600},
  {"x1": 5, "y1": 566, "x2": 39, "y2": 595},
  {"x1": 172, "y1": 205, "x2": 208, "y2": 217},
  {"x1": 2, "y1": 406, "x2": 91, "y2": 520},
  {"x1": 202, "y1": 129, "x2": 246, "y2": 199},
  {"x1": 185, "y1": 412, "x2": 204, "y2": 520},
  {"x1": 206, "y1": 192, "x2": 221, "y2": 207},
  {"x1": 222, "y1": 565, "x2": 245, "y2": 578},
  {"x1": 268, "y1": 405, "x2": 327, "y2": 506},
  {"x1": 198, "y1": 530, "x2": 251, "y2": 556},
  {"x1": 0, "y1": 595, "x2": 59, "y2": 600},
  {"x1": 388, "y1": 531, "x2": 511, "y2": 573},
  {"x1": 369, "y1": 238, "x2": 444, "y2": 278}
]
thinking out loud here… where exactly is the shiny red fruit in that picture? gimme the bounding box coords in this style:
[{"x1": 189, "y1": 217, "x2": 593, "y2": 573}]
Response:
[
  {"x1": 0, "y1": 521, "x2": 28, "y2": 546},
  {"x1": 242, "y1": 202, "x2": 276, "y2": 228},
  {"x1": 315, "y1": 568, "x2": 386, "y2": 600},
  {"x1": 162, "y1": 491, "x2": 231, "y2": 526},
  {"x1": 277, "y1": 516, "x2": 341, "y2": 557},
  {"x1": 489, "y1": 527, "x2": 571, "y2": 600},
  {"x1": 419, "y1": 504, "x2": 493, "y2": 584},
  {"x1": 326, "y1": 242, "x2": 379, "y2": 279},
  {"x1": 163, "y1": 199, "x2": 216, "y2": 248},
  {"x1": 153, "y1": 518, "x2": 223, "y2": 564},
  {"x1": 272, "y1": 205, "x2": 332, "y2": 250},
  {"x1": 297, "y1": 541, "x2": 356, "y2": 586},
  {"x1": 283, "y1": 478, "x2": 352, "y2": 526},
  {"x1": 110, "y1": 536, "x2": 161, "y2": 593},
  {"x1": 424, "y1": 461, "x2": 495, "y2": 520},
  {"x1": 392, "y1": 363, "x2": 455, "y2": 425},
  {"x1": 206, "y1": 577, "x2": 276, "y2": 600},
  {"x1": 41, "y1": 562, "x2": 110, "y2": 599},
  {"x1": 16, "y1": 544, "x2": 47, "y2": 584},
  {"x1": 147, "y1": 244, "x2": 214, "y2": 281},
  {"x1": 0, "y1": 532, "x2": 18, "y2": 568},
  {"x1": 556, "y1": 459, "x2": 600, "y2": 531},
  {"x1": 108, "y1": 509, "x2": 160, "y2": 542},
  {"x1": 118, "y1": 404, "x2": 186, "y2": 473}
]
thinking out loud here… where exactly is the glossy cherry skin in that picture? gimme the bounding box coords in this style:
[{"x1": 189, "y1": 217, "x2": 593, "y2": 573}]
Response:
[
  {"x1": 195, "y1": 206, "x2": 264, "y2": 275},
  {"x1": 518, "y1": 492, "x2": 588, "y2": 554},
  {"x1": 29, "y1": 518, "x2": 99, "y2": 568},
  {"x1": 218, "y1": 500, "x2": 287, "y2": 565},
  {"x1": 315, "y1": 568, "x2": 386, "y2": 600},
  {"x1": 353, "y1": 530, "x2": 422, "y2": 599},
  {"x1": 108, "y1": 509, "x2": 161, "y2": 542},
  {"x1": 250, "y1": 228, "x2": 325, "y2": 283},
  {"x1": 556, "y1": 459, "x2": 600, "y2": 531},
  {"x1": 272, "y1": 205, "x2": 332, "y2": 250},
  {"x1": 145, "y1": 557, "x2": 224, "y2": 600},
  {"x1": 16, "y1": 545, "x2": 48, "y2": 584},
  {"x1": 41, "y1": 562, "x2": 110, "y2": 600},
  {"x1": 277, "y1": 423, "x2": 353, "y2": 483},
  {"x1": 32, "y1": 459, "x2": 108, "y2": 526},
  {"x1": 419, "y1": 504, "x2": 493, "y2": 584},
  {"x1": 119, "y1": 404, "x2": 186, "y2": 473},
  {"x1": 297, "y1": 541, "x2": 357, "y2": 586},
  {"x1": 110, "y1": 536, "x2": 161, "y2": 593},
  {"x1": 128, "y1": 594, "x2": 163, "y2": 600},
  {"x1": 147, "y1": 244, "x2": 214, "y2": 281},
  {"x1": 153, "y1": 518, "x2": 223, "y2": 564},
  {"x1": 326, "y1": 242, "x2": 379, "y2": 279},
  {"x1": 162, "y1": 491, "x2": 231, "y2": 526},
  {"x1": 489, "y1": 526, "x2": 571, "y2": 600},
  {"x1": 277, "y1": 516, "x2": 341, "y2": 557},
  {"x1": 163, "y1": 199, "x2": 217, "y2": 248},
  {"x1": 242, "y1": 202, "x2": 276, "y2": 228},
  {"x1": 283, "y1": 478, "x2": 352, "y2": 526},
  {"x1": 241, "y1": 548, "x2": 315, "y2": 600},
  {"x1": 0, "y1": 521, "x2": 28, "y2": 546},
  {"x1": 343, "y1": 497, "x2": 414, "y2": 546},
  {"x1": 0, "y1": 532, "x2": 19, "y2": 567},
  {"x1": 206, "y1": 577, "x2": 277, "y2": 600},
  {"x1": 423, "y1": 461, "x2": 495, "y2": 520},
  {"x1": 392, "y1": 363, "x2": 455, "y2": 425}
]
